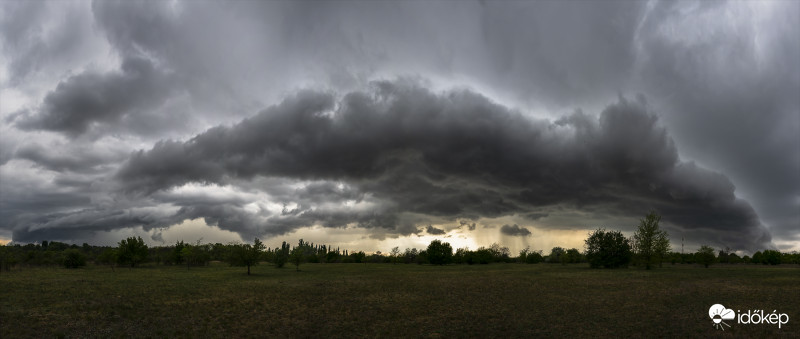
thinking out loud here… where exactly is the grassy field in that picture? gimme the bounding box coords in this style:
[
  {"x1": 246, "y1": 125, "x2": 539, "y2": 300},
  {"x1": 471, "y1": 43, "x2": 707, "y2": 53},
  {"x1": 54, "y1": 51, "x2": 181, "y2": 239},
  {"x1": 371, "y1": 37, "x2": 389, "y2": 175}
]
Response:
[{"x1": 1, "y1": 263, "x2": 797, "y2": 338}]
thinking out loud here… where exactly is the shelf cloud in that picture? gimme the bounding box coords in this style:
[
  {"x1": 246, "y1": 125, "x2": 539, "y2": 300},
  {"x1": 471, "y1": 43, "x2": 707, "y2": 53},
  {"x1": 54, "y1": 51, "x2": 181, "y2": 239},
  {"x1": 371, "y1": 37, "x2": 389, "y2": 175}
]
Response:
[{"x1": 1, "y1": 0, "x2": 796, "y2": 252}]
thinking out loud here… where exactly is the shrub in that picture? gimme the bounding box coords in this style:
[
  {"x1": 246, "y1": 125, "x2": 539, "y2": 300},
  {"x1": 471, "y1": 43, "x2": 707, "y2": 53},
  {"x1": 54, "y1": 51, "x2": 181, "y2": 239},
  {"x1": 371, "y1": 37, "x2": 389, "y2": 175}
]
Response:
[
  {"x1": 525, "y1": 251, "x2": 543, "y2": 264},
  {"x1": 62, "y1": 249, "x2": 86, "y2": 268}
]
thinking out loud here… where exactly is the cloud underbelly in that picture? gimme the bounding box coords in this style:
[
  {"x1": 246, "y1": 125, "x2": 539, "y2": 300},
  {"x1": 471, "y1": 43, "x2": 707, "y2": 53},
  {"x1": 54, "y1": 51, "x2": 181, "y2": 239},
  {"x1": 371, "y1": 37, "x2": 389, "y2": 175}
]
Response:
[{"x1": 113, "y1": 79, "x2": 772, "y2": 251}]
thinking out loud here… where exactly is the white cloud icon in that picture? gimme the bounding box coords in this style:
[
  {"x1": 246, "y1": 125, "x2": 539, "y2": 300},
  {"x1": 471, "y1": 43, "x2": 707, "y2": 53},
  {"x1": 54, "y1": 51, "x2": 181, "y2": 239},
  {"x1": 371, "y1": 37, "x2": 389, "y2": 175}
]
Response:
[{"x1": 709, "y1": 304, "x2": 736, "y2": 330}]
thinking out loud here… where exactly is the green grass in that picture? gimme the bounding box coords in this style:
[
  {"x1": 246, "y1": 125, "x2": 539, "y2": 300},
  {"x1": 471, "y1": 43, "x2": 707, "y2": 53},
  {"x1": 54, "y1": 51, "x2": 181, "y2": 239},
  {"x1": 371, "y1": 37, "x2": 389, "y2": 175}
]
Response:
[{"x1": 1, "y1": 263, "x2": 798, "y2": 338}]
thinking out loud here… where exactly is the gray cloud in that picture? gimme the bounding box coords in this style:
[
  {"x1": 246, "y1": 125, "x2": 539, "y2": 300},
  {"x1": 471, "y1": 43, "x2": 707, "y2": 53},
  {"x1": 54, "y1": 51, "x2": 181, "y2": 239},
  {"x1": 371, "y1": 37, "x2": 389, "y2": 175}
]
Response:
[
  {"x1": 500, "y1": 224, "x2": 531, "y2": 237},
  {"x1": 14, "y1": 142, "x2": 125, "y2": 174},
  {"x1": 426, "y1": 225, "x2": 446, "y2": 235},
  {"x1": 0, "y1": 1, "x2": 102, "y2": 85},
  {"x1": 632, "y1": 0, "x2": 800, "y2": 248},
  {"x1": 116, "y1": 80, "x2": 772, "y2": 251},
  {"x1": 459, "y1": 220, "x2": 477, "y2": 231},
  {"x1": 16, "y1": 56, "x2": 175, "y2": 136}
]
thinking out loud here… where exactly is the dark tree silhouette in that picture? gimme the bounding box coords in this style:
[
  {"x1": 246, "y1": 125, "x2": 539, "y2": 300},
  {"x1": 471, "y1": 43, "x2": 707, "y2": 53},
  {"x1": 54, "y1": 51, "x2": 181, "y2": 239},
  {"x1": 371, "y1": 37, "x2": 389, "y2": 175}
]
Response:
[
  {"x1": 227, "y1": 238, "x2": 265, "y2": 275},
  {"x1": 547, "y1": 247, "x2": 565, "y2": 263},
  {"x1": 585, "y1": 228, "x2": 632, "y2": 268},
  {"x1": 274, "y1": 241, "x2": 289, "y2": 268},
  {"x1": 761, "y1": 250, "x2": 782, "y2": 265},
  {"x1": 426, "y1": 240, "x2": 453, "y2": 265},
  {"x1": 390, "y1": 246, "x2": 400, "y2": 264}
]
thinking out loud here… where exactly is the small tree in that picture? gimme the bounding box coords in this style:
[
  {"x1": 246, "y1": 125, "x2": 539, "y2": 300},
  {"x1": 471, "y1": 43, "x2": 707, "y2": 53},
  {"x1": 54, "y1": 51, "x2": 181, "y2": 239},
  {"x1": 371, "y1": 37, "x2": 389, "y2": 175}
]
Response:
[
  {"x1": 390, "y1": 246, "x2": 400, "y2": 264},
  {"x1": 171, "y1": 241, "x2": 186, "y2": 265},
  {"x1": 585, "y1": 228, "x2": 632, "y2": 268},
  {"x1": 228, "y1": 238, "x2": 265, "y2": 275},
  {"x1": 117, "y1": 236, "x2": 148, "y2": 268},
  {"x1": 696, "y1": 245, "x2": 716, "y2": 268},
  {"x1": 290, "y1": 246, "x2": 306, "y2": 271},
  {"x1": 632, "y1": 212, "x2": 670, "y2": 269},
  {"x1": 426, "y1": 240, "x2": 453, "y2": 265},
  {"x1": 97, "y1": 249, "x2": 117, "y2": 272}
]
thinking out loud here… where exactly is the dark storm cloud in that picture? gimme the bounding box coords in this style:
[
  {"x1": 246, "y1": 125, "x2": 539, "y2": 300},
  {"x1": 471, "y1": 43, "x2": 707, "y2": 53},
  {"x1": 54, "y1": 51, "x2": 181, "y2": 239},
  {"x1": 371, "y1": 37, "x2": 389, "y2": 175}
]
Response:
[
  {"x1": 2, "y1": 1, "x2": 795, "y2": 251},
  {"x1": 426, "y1": 225, "x2": 446, "y2": 235},
  {"x1": 8, "y1": 205, "x2": 180, "y2": 244},
  {"x1": 459, "y1": 220, "x2": 477, "y2": 231},
  {"x1": 16, "y1": 56, "x2": 175, "y2": 136},
  {"x1": 500, "y1": 224, "x2": 531, "y2": 237},
  {"x1": 116, "y1": 80, "x2": 772, "y2": 251},
  {"x1": 632, "y1": 0, "x2": 800, "y2": 247},
  {"x1": 14, "y1": 143, "x2": 125, "y2": 174}
]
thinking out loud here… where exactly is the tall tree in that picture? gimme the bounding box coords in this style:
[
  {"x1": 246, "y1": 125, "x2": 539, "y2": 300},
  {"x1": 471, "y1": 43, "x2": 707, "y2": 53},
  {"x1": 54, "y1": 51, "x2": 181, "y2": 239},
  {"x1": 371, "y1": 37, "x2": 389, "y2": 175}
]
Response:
[
  {"x1": 274, "y1": 241, "x2": 289, "y2": 268},
  {"x1": 632, "y1": 212, "x2": 671, "y2": 269}
]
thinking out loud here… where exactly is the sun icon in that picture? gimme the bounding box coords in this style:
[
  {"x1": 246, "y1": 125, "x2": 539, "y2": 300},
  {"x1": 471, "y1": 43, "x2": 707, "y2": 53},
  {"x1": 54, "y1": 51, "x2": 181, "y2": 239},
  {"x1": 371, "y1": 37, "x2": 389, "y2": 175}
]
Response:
[{"x1": 708, "y1": 304, "x2": 736, "y2": 331}]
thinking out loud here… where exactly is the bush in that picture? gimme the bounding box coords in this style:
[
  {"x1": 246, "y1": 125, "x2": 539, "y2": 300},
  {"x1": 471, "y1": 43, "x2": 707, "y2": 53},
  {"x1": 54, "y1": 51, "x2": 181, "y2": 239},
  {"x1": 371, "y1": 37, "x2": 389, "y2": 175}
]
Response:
[
  {"x1": 584, "y1": 228, "x2": 632, "y2": 268},
  {"x1": 473, "y1": 248, "x2": 493, "y2": 264},
  {"x1": 525, "y1": 251, "x2": 543, "y2": 264},
  {"x1": 62, "y1": 249, "x2": 86, "y2": 268},
  {"x1": 564, "y1": 248, "x2": 583, "y2": 264}
]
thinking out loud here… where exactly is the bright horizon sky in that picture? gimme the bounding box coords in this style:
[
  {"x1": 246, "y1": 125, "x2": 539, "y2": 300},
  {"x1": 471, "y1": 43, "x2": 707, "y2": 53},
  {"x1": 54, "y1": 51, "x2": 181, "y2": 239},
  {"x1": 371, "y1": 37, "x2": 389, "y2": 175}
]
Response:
[{"x1": 1, "y1": 1, "x2": 798, "y2": 254}]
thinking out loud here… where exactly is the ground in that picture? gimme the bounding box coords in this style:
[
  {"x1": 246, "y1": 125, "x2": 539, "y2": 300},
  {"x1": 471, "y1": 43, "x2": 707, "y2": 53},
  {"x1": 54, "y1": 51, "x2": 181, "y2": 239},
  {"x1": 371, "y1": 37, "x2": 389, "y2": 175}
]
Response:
[{"x1": 1, "y1": 263, "x2": 797, "y2": 338}]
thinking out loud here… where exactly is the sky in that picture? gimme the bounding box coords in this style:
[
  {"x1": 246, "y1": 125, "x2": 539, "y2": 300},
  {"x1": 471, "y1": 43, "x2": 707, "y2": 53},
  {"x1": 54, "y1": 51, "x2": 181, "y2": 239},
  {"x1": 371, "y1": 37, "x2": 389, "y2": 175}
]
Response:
[{"x1": 0, "y1": 0, "x2": 797, "y2": 254}]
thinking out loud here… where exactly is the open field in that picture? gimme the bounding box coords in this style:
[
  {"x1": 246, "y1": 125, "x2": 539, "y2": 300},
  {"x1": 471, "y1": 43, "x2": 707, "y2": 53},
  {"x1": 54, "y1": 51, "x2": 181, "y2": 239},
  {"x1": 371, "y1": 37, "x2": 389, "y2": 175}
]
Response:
[{"x1": 1, "y1": 263, "x2": 798, "y2": 338}]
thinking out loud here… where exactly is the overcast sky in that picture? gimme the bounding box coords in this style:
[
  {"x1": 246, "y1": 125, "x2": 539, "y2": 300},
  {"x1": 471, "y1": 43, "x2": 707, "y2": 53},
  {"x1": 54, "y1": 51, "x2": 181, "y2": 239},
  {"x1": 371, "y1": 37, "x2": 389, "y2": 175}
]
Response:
[{"x1": 1, "y1": 0, "x2": 797, "y2": 254}]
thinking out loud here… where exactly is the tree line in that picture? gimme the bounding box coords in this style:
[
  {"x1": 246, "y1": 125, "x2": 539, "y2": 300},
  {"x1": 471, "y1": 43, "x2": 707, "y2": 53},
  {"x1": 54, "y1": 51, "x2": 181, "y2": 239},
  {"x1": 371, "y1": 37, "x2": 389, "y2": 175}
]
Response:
[{"x1": 1, "y1": 213, "x2": 798, "y2": 274}]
